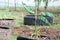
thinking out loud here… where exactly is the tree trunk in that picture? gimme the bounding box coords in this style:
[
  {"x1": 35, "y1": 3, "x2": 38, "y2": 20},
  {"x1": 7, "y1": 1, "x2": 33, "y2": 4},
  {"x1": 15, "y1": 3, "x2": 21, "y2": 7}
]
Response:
[
  {"x1": 35, "y1": 0, "x2": 38, "y2": 38},
  {"x1": 45, "y1": 0, "x2": 48, "y2": 11},
  {"x1": 14, "y1": 0, "x2": 16, "y2": 11},
  {"x1": 37, "y1": 0, "x2": 40, "y2": 10},
  {"x1": 36, "y1": 0, "x2": 40, "y2": 14},
  {"x1": 8, "y1": 0, "x2": 9, "y2": 8}
]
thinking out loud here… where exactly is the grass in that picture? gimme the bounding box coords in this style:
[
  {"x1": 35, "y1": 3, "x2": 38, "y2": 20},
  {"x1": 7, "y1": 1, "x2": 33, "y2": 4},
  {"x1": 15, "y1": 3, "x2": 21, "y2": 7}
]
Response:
[
  {"x1": 47, "y1": 6, "x2": 60, "y2": 12},
  {"x1": 52, "y1": 24, "x2": 60, "y2": 30},
  {"x1": 0, "y1": 10, "x2": 24, "y2": 26},
  {"x1": 11, "y1": 35, "x2": 17, "y2": 40},
  {"x1": 28, "y1": 24, "x2": 60, "y2": 30}
]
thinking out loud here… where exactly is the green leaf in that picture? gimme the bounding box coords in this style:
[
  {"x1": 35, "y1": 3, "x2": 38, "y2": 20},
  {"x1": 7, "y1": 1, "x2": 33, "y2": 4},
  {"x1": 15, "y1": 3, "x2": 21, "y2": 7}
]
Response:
[
  {"x1": 40, "y1": 12, "x2": 46, "y2": 16},
  {"x1": 45, "y1": 12, "x2": 54, "y2": 18},
  {"x1": 38, "y1": 16, "x2": 50, "y2": 25},
  {"x1": 24, "y1": 6, "x2": 35, "y2": 15},
  {"x1": 22, "y1": 2, "x2": 35, "y2": 15},
  {"x1": 40, "y1": 12, "x2": 54, "y2": 18}
]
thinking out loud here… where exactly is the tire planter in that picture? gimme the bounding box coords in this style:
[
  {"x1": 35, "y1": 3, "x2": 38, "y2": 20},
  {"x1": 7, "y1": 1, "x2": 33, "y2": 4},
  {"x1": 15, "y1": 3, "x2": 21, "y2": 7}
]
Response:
[
  {"x1": 17, "y1": 36, "x2": 51, "y2": 40},
  {"x1": 0, "y1": 27, "x2": 11, "y2": 40},
  {"x1": 17, "y1": 36, "x2": 36, "y2": 40},
  {"x1": 24, "y1": 15, "x2": 53, "y2": 25},
  {"x1": 0, "y1": 19, "x2": 14, "y2": 27},
  {"x1": 0, "y1": 27, "x2": 9, "y2": 29},
  {"x1": 0, "y1": 19, "x2": 13, "y2": 40}
]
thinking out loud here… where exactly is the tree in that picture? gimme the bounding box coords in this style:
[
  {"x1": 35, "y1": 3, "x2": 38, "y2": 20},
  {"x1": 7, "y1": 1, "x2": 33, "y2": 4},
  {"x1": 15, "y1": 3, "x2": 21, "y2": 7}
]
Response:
[
  {"x1": 42, "y1": 0, "x2": 58, "y2": 11},
  {"x1": 8, "y1": 0, "x2": 9, "y2": 8},
  {"x1": 35, "y1": 0, "x2": 41, "y2": 10},
  {"x1": 14, "y1": 0, "x2": 16, "y2": 11}
]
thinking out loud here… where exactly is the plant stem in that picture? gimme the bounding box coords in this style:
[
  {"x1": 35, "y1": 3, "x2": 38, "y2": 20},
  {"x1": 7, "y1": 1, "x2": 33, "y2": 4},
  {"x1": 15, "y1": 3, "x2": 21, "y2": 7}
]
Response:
[
  {"x1": 14, "y1": 0, "x2": 16, "y2": 11},
  {"x1": 35, "y1": 1, "x2": 38, "y2": 38},
  {"x1": 45, "y1": 0, "x2": 48, "y2": 11}
]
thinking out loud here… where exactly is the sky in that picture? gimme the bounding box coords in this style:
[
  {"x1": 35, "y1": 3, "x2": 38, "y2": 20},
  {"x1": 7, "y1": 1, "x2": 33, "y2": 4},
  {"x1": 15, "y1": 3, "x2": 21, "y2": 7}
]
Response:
[{"x1": 0, "y1": 0, "x2": 60, "y2": 7}]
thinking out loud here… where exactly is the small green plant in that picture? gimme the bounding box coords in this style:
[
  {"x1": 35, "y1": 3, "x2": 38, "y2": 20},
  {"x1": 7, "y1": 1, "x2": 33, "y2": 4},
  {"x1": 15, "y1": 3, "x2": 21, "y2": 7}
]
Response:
[
  {"x1": 30, "y1": 28, "x2": 40, "y2": 39},
  {"x1": 22, "y1": 0, "x2": 57, "y2": 39},
  {"x1": 22, "y1": 2, "x2": 54, "y2": 25}
]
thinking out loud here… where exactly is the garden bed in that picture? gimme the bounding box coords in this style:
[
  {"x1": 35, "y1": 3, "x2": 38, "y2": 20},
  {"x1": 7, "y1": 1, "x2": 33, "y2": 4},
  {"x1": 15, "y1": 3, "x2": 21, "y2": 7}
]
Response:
[{"x1": 12, "y1": 26, "x2": 60, "y2": 40}]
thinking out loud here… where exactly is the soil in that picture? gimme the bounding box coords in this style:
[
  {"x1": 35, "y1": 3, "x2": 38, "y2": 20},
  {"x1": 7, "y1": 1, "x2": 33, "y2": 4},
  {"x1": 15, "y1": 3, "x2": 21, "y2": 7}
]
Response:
[
  {"x1": 40, "y1": 27, "x2": 60, "y2": 40},
  {"x1": 12, "y1": 26, "x2": 35, "y2": 37},
  {"x1": 12, "y1": 26, "x2": 60, "y2": 40}
]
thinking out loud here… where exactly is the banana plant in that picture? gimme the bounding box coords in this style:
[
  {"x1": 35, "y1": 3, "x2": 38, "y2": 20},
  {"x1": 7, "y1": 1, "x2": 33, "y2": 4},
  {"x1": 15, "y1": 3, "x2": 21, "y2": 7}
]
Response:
[
  {"x1": 22, "y1": 2, "x2": 52, "y2": 25},
  {"x1": 22, "y1": 0, "x2": 57, "y2": 38},
  {"x1": 22, "y1": 0, "x2": 58, "y2": 25}
]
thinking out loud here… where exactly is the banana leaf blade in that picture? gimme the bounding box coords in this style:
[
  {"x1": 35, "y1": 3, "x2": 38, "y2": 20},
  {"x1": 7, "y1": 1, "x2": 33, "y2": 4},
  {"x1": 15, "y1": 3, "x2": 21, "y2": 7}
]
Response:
[{"x1": 38, "y1": 16, "x2": 50, "y2": 25}]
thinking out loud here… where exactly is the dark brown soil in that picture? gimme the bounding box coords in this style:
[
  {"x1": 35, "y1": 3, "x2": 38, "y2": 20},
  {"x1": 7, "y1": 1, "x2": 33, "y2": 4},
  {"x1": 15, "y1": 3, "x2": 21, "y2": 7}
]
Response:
[
  {"x1": 40, "y1": 27, "x2": 60, "y2": 40},
  {"x1": 12, "y1": 26, "x2": 60, "y2": 40},
  {"x1": 12, "y1": 26, "x2": 35, "y2": 36}
]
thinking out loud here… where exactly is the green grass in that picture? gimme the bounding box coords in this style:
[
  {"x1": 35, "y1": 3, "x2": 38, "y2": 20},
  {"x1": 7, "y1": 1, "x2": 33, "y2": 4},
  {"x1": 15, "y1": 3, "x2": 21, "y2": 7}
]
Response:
[
  {"x1": 11, "y1": 35, "x2": 17, "y2": 40},
  {"x1": 0, "y1": 10, "x2": 24, "y2": 26},
  {"x1": 52, "y1": 24, "x2": 60, "y2": 30},
  {"x1": 28, "y1": 24, "x2": 60, "y2": 30}
]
